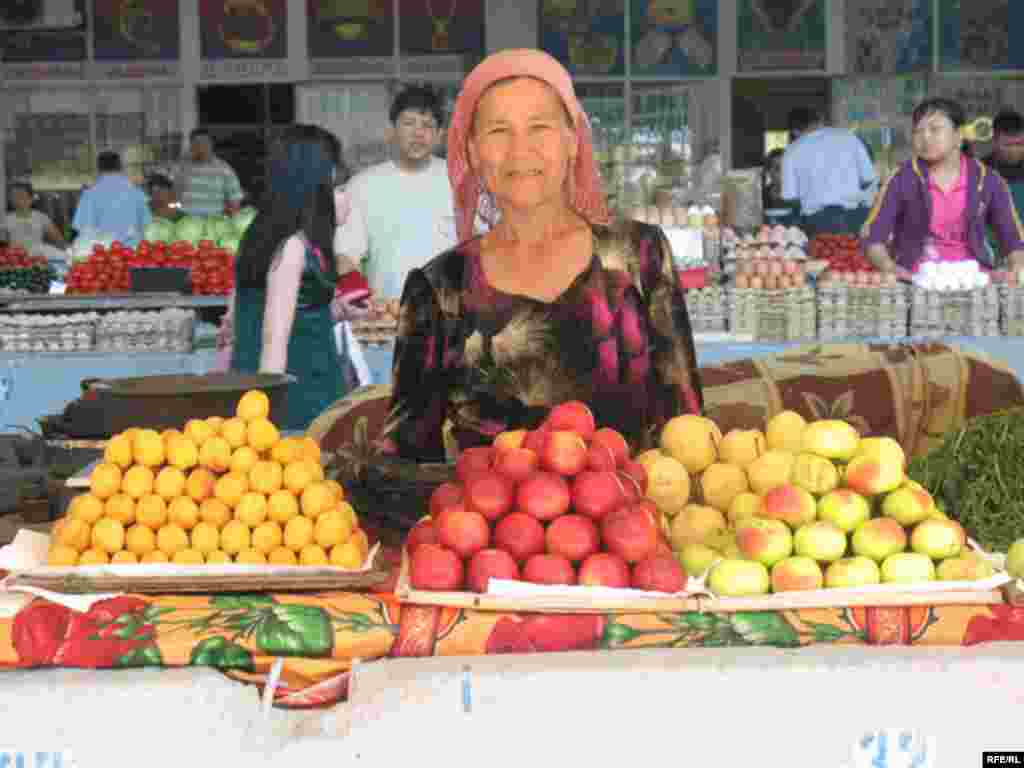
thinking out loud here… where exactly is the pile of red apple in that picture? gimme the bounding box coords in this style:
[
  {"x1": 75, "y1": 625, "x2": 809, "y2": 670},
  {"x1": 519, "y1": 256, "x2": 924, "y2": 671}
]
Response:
[{"x1": 406, "y1": 401, "x2": 688, "y2": 595}]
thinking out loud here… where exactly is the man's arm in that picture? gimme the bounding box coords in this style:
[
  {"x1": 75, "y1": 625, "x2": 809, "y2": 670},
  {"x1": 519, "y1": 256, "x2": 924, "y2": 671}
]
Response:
[
  {"x1": 71, "y1": 191, "x2": 93, "y2": 234},
  {"x1": 223, "y1": 167, "x2": 244, "y2": 216},
  {"x1": 988, "y1": 173, "x2": 1024, "y2": 271},
  {"x1": 780, "y1": 150, "x2": 800, "y2": 205}
]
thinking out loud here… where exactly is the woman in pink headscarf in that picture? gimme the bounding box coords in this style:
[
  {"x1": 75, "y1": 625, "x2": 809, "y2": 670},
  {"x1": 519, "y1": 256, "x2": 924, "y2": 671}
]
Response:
[{"x1": 381, "y1": 48, "x2": 702, "y2": 461}]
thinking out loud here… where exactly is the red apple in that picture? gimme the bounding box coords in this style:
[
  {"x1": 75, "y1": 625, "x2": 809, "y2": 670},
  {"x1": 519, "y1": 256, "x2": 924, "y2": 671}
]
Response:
[
  {"x1": 492, "y1": 429, "x2": 527, "y2": 453},
  {"x1": 631, "y1": 555, "x2": 687, "y2": 593},
  {"x1": 601, "y1": 504, "x2": 659, "y2": 563},
  {"x1": 617, "y1": 470, "x2": 643, "y2": 501},
  {"x1": 429, "y1": 482, "x2": 463, "y2": 518},
  {"x1": 620, "y1": 459, "x2": 648, "y2": 494},
  {"x1": 545, "y1": 514, "x2": 601, "y2": 563},
  {"x1": 463, "y1": 470, "x2": 515, "y2": 521},
  {"x1": 492, "y1": 447, "x2": 539, "y2": 483},
  {"x1": 435, "y1": 504, "x2": 490, "y2": 559},
  {"x1": 541, "y1": 430, "x2": 588, "y2": 476},
  {"x1": 522, "y1": 553, "x2": 577, "y2": 585},
  {"x1": 493, "y1": 512, "x2": 546, "y2": 563},
  {"x1": 466, "y1": 549, "x2": 520, "y2": 593},
  {"x1": 545, "y1": 401, "x2": 596, "y2": 440},
  {"x1": 516, "y1": 471, "x2": 572, "y2": 521},
  {"x1": 571, "y1": 470, "x2": 625, "y2": 520},
  {"x1": 522, "y1": 427, "x2": 550, "y2": 455},
  {"x1": 578, "y1": 552, "x2": 630, "y2": 588},
  {"x1": 406, "y1": 518, "x2": 439, "y2": 555},
  {"x1": 586, "y1": 442, "x2": 617, "y2": 471},
  {"x1": 591, "y1": 427, "x2": 629, "y2": 466},
  {"x1": 455, "y1": 446, "x2": 494, "y2": 483},
  {"x1": 409, "y1": 544, "x2": 464, "y2": 591}
]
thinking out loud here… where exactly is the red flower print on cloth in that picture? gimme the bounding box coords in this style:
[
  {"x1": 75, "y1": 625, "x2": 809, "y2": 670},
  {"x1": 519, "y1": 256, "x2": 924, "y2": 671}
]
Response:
[
  {"x1": 485, "y1": 614, "x2": 605, "y2": 654},
  {"x1": 12, "y1": 596, "x2": 158, "y2": 669},
  {"x1": 962, "y1": 605, "x2": 1024, "y2": 646}
]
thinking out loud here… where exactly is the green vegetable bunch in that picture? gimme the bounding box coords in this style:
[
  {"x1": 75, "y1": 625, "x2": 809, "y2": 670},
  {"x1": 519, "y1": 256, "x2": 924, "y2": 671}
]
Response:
[{"x1": 907, "y1": 408, "x2": 1024, "y2": 553}]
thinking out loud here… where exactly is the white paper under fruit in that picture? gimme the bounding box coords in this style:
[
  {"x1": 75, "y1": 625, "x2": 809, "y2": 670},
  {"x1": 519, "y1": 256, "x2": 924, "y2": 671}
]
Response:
[
  {"x1": 698, "y1": 538, "x2": 1011, "y2": 605},
  {"x1": 486, "y1": 578, "x2": 707, "y2": 600},
  {"x1": 0, "y1": 529, "x2": 379, "y2": 616}
]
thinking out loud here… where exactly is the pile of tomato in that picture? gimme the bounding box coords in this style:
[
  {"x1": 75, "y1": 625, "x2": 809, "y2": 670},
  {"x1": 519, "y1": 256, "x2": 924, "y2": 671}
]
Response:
[
  {"x1": 0, "y1": 246, "x2": 48, "y2": 268},
  {"x1": 808, "y1": 233, "x2": 874, "y2": 272},
  {"x1": 65, "y1": 240, "x2": 234, "y2": 295}
]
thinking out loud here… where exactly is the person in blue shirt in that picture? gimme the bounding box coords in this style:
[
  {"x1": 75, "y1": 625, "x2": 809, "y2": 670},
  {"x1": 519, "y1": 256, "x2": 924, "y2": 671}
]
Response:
[
  {"x1": 781, "y1": 107, "x2": 879, "y2": 237},
  {"x1": 72, "y1": 151, "x2": 151, "y2": 246}
]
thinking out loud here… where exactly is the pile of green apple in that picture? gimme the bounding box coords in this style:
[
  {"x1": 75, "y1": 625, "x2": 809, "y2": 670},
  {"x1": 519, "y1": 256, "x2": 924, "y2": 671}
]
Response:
[{"x1": 694, "y1": 421, "x2": 999, "y2": 597}]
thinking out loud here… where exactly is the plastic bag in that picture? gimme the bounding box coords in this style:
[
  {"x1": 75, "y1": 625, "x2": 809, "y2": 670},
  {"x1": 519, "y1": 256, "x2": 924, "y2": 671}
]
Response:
[{"x1": 722, "y1": 169, "x2": 763, "y2": 231}]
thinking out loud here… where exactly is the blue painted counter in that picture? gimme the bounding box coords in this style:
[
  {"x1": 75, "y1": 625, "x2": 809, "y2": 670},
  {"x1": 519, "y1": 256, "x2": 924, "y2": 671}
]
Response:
[{"x1": 5, "y1": 336, "x2": 1024, "y2": 432}]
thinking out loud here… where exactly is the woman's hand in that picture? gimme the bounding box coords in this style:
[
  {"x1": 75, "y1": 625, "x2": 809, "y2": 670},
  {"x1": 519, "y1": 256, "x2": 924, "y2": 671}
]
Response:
[
  {"x1": 334, "y1": 188, "x2": 351, "y2": 228},
  {"x1": 216, "y1": 313, "x2": 233, "y2": 349},
  {"x1": 331, "y1": 294, "x2": 371, "y2": 322},
  {"x1": 1008, "y1": 250, "x2": 1024, "y2": 275}
]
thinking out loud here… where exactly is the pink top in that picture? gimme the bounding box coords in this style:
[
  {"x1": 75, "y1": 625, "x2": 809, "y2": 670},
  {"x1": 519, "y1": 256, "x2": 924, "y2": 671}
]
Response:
[{"x1": 926, "y1": 154, "x2": 972, "y2": 266}]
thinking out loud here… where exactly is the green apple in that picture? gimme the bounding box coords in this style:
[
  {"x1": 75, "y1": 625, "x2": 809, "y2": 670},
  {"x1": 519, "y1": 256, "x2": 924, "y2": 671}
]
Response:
[
  {"x1": 771, "y1": 556, "x2": 824, "y2": 592},
  {"x1": 707, "y1": 559, "x2": 771, "y2": 597},
  {"x1": 676, "y1": 543, "x2": 718, "y2": 577},
  {"x1": 793, "y1": 521, "x2": 848, "y2": 562},
  {"x1": 936, "y1": 555, "x2": 995, "y2": 581},
  {"x1": 1007, "y1": 539, "x2": 1024, "y2": 579},
  {"x1": 909, "y1": 518, "x2": 964, "y2": 560},
  {"x1": 735, "y1": 518, "x2": 793, "y2": 567},
  {"x1": 881, "y1": 486, "x2": 932, "y2": 526},
  {"x1": 851, "y1": 517, "x2": 907, "y2": 561},
  {"x1": 824, "y1": 556, "x2": 881, "y2": 588},
  {"x1": 817, "y1": 489, "x2": 871, "y2": 533},
  {"x1": 880, "y1": 552, "x2": 936, "y2": 584}
]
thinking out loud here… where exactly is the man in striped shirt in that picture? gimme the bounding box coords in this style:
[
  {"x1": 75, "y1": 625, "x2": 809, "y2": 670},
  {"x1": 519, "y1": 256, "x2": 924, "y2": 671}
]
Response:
[{"x1": 176, "y1": 128, "x2": 245, "y2": 217}]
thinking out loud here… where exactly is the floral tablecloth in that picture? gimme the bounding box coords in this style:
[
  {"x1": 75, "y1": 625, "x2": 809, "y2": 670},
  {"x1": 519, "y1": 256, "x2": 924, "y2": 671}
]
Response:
[{"x1": 2, "y1": 548, "x2": 1022, "y2": 710}]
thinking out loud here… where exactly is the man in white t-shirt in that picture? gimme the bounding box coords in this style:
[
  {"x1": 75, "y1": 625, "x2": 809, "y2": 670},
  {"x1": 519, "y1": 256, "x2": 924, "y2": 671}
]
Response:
[{"x1": 335, "y1": 85, "x2": 457, "y2": 299}]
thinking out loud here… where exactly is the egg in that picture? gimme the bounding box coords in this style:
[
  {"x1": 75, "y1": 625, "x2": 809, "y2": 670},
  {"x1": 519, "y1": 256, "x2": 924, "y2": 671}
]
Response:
[{"x1": 749, "y1": 276, "x2": 764, "y2": 290}]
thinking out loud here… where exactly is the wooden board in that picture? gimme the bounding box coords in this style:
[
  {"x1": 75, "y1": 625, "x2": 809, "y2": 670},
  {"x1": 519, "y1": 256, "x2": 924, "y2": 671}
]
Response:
[
  {"x1": 396, "y1": 549, "x2": 1008, "y2": 614},
  {"x1": 701, "y1": 588, "x2": 1005, "y2": 613},
  {"x1": 395, "y1": 551, "x2": 702, "y2": 614},
  {"x1": 6, "y1": 561, "x2": 389, "y2": 595}
]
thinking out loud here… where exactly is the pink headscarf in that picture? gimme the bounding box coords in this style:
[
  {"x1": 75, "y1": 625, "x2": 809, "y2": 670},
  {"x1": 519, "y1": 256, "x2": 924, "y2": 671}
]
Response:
[{"x1": 447, "y1": 48, "x2": 610, "y2": 243}]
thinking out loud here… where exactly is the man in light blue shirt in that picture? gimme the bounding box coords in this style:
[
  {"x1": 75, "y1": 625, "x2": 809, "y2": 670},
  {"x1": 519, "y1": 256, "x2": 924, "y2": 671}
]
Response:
[
  {"x1": 72, "y1": 151, "x2": 151, "y2": 246},
  {"x1": 781, "y1": 107, "x2": 879, "y2": 236}
]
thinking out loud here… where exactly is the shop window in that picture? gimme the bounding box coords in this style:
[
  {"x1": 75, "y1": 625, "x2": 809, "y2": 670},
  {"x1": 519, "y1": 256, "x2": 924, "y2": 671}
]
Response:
[{"x1": 629, "y1": 83, "x2": 691, "y2": 207}]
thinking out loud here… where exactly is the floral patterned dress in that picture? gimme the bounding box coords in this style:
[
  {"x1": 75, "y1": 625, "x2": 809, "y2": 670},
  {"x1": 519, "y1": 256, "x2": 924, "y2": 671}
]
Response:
[{"x1": 382, "y1": 220, "x2": 703, "y2": 461}]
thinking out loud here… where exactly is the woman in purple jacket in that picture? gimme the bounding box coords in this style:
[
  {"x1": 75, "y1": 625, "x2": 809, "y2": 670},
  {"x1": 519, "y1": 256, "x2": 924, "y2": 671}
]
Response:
[{"x1": 863, "y1": 97, "x2": 1024, "y2": 277}]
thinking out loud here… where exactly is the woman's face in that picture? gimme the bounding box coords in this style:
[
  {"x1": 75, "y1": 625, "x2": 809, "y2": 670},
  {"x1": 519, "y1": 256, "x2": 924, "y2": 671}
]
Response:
[
  {"x1": 469, "y1": 77, "x2": 578, "y2": 216},
  {"x1": 11, "y1": 188, "x2": 31, "y2": 212},
  {"x1": 913, "y1": 110, "x2": 961, "y2": 164}
]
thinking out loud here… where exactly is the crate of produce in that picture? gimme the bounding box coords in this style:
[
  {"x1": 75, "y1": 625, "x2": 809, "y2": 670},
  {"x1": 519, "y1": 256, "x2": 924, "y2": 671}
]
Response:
[
  {"x1": 0, "y1": 313, "x2": 97, "y2": 353},
  {"x1": 817, "y1": 281, "x2": 909, "y2": 341},
  {"x1": 909, "y1": 287, "x2": 1000, "y2": 338},
  {"x1": 727, "y1": 287, "x2": 815, "y2": 342},
  {"x1": 94, "y1": 308, "x2": 196, "y2": 353},
  {"x1": 683, "y1": 285, "x2": 727, "y2": 333}
]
